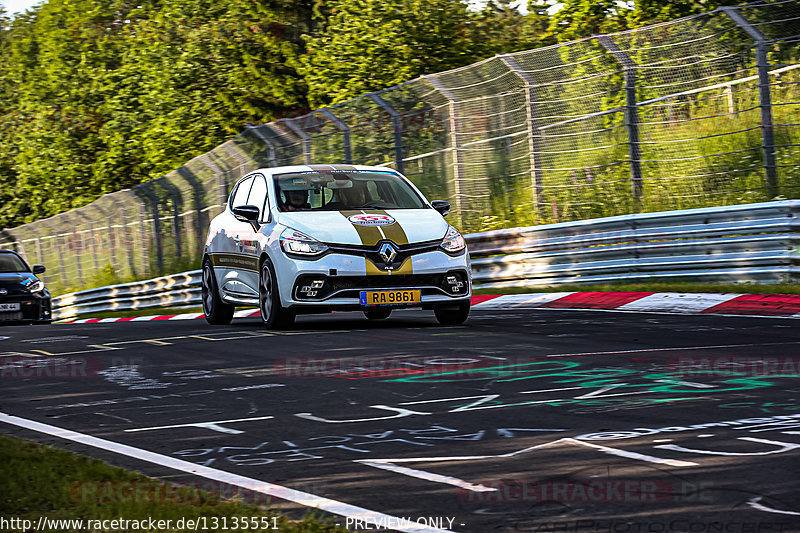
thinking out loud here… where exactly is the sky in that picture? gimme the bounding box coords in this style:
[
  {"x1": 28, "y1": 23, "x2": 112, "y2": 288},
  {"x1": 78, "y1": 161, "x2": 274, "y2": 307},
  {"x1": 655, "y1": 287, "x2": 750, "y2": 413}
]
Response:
[{"x1": 1, "y1": 0, "x2": 40, "y2": 16}]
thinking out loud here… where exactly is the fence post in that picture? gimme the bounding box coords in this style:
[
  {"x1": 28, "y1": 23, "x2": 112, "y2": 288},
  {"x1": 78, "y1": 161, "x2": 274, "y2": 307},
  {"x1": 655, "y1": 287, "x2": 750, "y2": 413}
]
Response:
[
  {"x1": 320, "y1": 109, "x2": 352, "y2": 164},
  {"x1": 423, "y1": 74, "x2": 466, "y2": 229},
  {"x1": 89, "y1": 203, "x2": 117, "y2": 275},
  {"x1": 222, "y1": 140, "x2": 254, "y2": 179},
  {"x1": 199, "y1": 154, "x2": 228, "y2": 208},
  {"x1": 368, "y1": 92, "x2": 405, "y2": 174},
  {"x1": 245, "y1": 124, "x2": 279, "y2": 167},
  {"x1": 721, "y1": 6, "x2": 779, "y2": 198},
  {"x1": 135, "y1": 185, "x2": 164, "y2": 274},
  {"x1": 283, "y1": 118, "x2": 313, "y2": 165},
  {"x1": 73, "y1": 211, "x2": 100, "y2": 275},
  {"x1": 159, "y1": 179, "x2": 184, "y2": 262},
  {"x1": 597, "y1": 35, "x2": 643, "y2": 212},
  {"x1": 176, "y1": 167, "x2": 208, "y2": 257},
  {"x1": 499, "y1": 54, "x2": 544, "y2": 216}
]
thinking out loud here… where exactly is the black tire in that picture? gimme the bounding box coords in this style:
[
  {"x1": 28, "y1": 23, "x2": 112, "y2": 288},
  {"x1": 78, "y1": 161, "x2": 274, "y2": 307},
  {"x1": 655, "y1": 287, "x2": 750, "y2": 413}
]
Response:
[
  {"x1": 434, "y1": 301, "x2": 470, "y2": 326},
  {"x1": 259, "y1": 257, "x2": 295, "y2": 330},
  {"x1": 364, "y1": 308, "x2": 392, "y2": 320},
  {"x1": 202, "y1": 259, "x2": 234, "y2": 325}
]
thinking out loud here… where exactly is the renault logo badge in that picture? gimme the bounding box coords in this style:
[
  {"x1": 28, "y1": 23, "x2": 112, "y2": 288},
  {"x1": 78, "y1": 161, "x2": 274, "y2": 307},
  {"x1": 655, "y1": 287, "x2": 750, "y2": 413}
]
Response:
[{"x1": 378, "y1": 243, "x2": 397, "y2": 264}]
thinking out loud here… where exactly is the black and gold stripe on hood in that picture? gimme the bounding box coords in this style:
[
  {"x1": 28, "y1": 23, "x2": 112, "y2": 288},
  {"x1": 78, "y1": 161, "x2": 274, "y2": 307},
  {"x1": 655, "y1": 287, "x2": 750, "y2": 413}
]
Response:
[{"x1": 341, "y1": 210, "x2": 413, "y2": 275}]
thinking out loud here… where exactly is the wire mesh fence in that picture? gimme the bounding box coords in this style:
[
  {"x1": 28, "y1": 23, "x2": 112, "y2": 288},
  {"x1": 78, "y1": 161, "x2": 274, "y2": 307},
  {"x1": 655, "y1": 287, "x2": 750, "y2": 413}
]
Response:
[{"x1": 1, "y1": 1, "x2": 798, "y2": 295}]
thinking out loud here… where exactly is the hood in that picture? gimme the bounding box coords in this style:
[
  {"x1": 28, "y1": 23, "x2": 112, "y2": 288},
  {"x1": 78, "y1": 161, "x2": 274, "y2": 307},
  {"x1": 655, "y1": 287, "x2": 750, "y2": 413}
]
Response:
[
  {"x1": 0, "y1": 272, "x2": 38, "y2": 292},
  {"x1": 277, "y1": 209, "x2": 450, "y2": 246}
]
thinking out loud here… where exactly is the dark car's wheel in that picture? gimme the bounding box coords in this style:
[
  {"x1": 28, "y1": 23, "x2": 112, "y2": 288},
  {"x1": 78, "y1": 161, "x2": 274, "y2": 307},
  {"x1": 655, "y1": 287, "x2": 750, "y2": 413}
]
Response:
[
  {"x1": 202, "y1": 259, "x2": 234, "y2": 325},
  {"x1": 259, "y1": 258, "x2": 295, "y2": 330},
  {"x1": 434, "y1": 301, "x2": 470, "y2": 326},
  {"x1": 364, "y1": 308, "x2": 392, "y2": 320}
]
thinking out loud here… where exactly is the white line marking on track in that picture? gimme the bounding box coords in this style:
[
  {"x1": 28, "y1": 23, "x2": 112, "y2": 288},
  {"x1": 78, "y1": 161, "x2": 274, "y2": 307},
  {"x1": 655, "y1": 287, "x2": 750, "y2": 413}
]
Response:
[
  {"x1": 0, "y1": 412, "x2": 455, "y2": 533},
  {"x1": 124, "y1": 415, "x2": 275, "y2": 435},
  {"x1": 748, "y1": 497, "x2": 800, "y2": 516},
  {"x1": 569, "y1": 438, "x2": 698, "y2": 467},
  {"x1": 357, "y1": 437, "x2": 696, "y2": 491}
]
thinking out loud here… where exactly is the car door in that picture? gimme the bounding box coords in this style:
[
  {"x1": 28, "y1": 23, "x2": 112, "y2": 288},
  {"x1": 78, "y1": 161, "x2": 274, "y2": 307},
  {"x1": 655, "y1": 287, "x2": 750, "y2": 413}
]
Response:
[
  {"x1": 236, "y1": 173, "x2": 269, "y2": 296},
  {"x1": 219, "y1": 175, "x2": 260, "y2": 301}
]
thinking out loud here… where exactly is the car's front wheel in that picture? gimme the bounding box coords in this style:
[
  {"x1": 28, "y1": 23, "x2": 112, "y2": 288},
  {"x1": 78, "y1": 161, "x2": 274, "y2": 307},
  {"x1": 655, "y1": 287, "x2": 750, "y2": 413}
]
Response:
[
  {"x1": 259, "y1": 258, "x2": 295, "y2": 330},
  {"x1": 433, "y1": 301, "x2": 470, "y2": 326},
  {"x1": 202, "y1": 259, "x2": 234, "y2": 325},
  {"x1": 364, "y1": 308, "x2": 392, "y2": 320}
]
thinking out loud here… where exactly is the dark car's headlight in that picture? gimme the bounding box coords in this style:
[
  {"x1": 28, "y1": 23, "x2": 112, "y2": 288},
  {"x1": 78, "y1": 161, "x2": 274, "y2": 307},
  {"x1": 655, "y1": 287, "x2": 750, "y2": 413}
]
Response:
[
  {"x1": 280, "y1": 228, "x2": 328, "y2": 257},
  {"x1": 441, "y1": 225, "x2": 466, "y2": 254},
  {"x1": 27, "y1": 280, "x2": 45, "y2": 293}
]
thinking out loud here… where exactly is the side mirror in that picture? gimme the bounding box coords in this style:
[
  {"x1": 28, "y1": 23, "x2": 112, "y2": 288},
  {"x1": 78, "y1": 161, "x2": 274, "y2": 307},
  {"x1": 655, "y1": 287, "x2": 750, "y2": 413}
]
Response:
[
  {"x1": 431, "y1": 200, "x2": 451, "y2": 217},
  {"x1": 32, "y1": 265, "x2": 46, "y2": 275},
  {"x1": 232, "y1": 205, "x2": 261, "y2": 222}
]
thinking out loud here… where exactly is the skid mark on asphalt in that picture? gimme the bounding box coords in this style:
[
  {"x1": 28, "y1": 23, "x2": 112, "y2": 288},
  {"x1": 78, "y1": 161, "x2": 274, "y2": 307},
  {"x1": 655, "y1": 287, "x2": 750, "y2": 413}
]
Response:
[{"x1": 0, "y1": 412, "x2": 456, "y2": 533}]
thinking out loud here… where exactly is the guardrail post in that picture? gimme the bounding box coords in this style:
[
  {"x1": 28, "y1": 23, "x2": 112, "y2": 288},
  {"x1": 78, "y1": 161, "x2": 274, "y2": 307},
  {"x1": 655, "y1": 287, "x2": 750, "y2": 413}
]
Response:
[
  {"x1": 423, "y1": 74, "x2": 466, "y2": 228},
  {"x1": 245, "y1": 124, "x2": 279, "y2": 167},
  {"x1": 320, "y1": 109, "x2": 352, "y2": 164},
  {"x1": 721, "y1": 6, "x2": 779, "y2": 199},
  {"x1": 368, "y1": 92, "x2": 405, "y2": 174},
  {"x1": 597, "y1": 35, "x2": 643, "y2": 212},
  {"x1": 284, "y1": 118, "x2": 313, "y2": 165},
  {"x1": 499, "y1": 54, "x2": 544, "y2": 216}
]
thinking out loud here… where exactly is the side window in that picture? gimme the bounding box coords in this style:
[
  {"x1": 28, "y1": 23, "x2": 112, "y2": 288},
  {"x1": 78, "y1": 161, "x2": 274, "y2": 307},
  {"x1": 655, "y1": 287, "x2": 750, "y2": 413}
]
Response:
[
  {"x1": 231, "y1": 177, "x2": 254, "y2": 209},
  {"x1": 247, "y1": 175, "x2": 268, "y2": 220}
]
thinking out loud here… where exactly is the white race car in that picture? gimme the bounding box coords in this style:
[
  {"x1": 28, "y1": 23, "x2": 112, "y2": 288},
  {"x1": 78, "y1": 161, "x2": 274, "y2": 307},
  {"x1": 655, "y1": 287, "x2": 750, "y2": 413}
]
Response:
[{"x1": 201, "y1": 164, "x2": 471, "y2": 328}]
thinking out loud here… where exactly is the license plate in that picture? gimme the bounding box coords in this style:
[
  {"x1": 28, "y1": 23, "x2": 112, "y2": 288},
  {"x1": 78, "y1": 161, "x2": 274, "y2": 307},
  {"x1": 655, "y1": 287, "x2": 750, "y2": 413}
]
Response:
[
  {"x1": 360, "y1": 290, "x2": 421, "y2": 307},
  {"x1": 0, "y1": 303, "x2": 20, "y2": 312}
]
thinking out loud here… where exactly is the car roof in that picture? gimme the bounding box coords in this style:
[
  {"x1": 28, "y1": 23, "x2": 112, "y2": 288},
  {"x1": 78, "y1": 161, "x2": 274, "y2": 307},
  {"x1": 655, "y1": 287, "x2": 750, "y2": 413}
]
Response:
[{"x1": 255, "y1": 164, "x2": 399, "y2": 175}]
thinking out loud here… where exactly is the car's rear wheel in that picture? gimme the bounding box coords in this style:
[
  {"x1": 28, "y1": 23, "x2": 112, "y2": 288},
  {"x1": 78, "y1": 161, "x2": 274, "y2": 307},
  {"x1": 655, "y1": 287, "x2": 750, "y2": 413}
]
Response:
[
  {"x1": 259, "y1": 258, "x2": 295, "y2": 330},
  {"x1": 434, "y1": 301, "x2": 470, "y2": 326},
  {"x1": 364, "y1": 308, "x2": 392, "y2": 320},
  {"x1": 202, "y1": 259, "x2": 234, "y2": 325}
]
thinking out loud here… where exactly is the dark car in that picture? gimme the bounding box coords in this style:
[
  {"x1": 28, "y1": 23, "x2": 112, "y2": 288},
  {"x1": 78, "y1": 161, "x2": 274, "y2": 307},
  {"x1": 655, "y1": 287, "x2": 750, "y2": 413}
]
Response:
[{"x1": 0, "y1": 250, "x2": 52, "y2": 324}]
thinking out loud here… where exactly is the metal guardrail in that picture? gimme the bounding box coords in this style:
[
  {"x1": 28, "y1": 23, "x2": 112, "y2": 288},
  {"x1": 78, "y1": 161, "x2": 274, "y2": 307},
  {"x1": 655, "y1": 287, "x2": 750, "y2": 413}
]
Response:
[{"x1": 52, "y1": 201, "x2": 800, "y2": 320}]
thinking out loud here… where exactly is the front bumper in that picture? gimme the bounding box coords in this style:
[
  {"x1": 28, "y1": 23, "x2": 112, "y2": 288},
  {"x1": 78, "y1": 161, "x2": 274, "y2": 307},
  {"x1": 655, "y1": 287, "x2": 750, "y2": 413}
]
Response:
[
  {"x1": 0, "y1": 292, "x2": 52, "y2": 323},
  {"x1": 274, "y1": 246, "x2": 471, "y2": 310}
]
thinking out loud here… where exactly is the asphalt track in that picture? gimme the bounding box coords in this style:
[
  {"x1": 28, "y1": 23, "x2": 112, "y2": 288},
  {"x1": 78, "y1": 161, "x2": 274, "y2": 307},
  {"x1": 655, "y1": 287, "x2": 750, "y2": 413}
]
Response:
[{"x1": 2, "y1": 308, "x2": 800, "y2": 532}]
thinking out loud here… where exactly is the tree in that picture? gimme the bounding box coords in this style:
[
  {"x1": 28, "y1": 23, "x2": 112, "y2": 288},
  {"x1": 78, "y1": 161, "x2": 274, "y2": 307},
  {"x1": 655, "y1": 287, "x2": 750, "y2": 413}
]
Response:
[{"x1": 297, "y1": 0, "x2": 477, "y2": 108}]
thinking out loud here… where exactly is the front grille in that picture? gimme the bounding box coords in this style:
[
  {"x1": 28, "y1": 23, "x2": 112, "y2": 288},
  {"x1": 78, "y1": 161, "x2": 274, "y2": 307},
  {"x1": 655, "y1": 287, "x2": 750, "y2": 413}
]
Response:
[
  {"x1": 0, "y1": 311, "x2": 23, "y2": 321},
  {"x1": 329, "y1": 240, "x2": 442, "y2": 271}
]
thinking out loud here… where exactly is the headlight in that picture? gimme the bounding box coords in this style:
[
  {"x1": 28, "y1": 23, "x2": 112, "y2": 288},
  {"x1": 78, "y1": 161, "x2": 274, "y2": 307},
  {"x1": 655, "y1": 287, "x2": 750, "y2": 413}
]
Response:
[
  {"x1": 280, "y1": 228, "x2": 328, "y2": 257},
  {"x1": 27, "y1": 280, "x2": 45, "y2": 293},
  {"x1": 441, "y1": 225, "x2": 466, "y2": 254}
]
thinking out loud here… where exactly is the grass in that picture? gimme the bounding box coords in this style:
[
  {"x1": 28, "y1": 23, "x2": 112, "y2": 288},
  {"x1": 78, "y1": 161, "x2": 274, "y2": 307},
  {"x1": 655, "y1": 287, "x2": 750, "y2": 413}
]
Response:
[
  {"x1": 0, "y1": 434, "x2": 347, "y2": 533},
  {"x1": 473, "y1": 281, "x2": 800, "y2": 296}
]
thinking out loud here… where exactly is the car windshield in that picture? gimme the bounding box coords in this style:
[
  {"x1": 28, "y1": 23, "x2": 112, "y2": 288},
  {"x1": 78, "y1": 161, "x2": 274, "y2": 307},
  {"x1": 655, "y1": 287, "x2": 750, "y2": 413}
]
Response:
[
  {"x1": 0, "y1": 253, "x2": 29, "y2": 273},
  {"x1": 274, "y1": 170, "x2": 426, "y2": 212}
]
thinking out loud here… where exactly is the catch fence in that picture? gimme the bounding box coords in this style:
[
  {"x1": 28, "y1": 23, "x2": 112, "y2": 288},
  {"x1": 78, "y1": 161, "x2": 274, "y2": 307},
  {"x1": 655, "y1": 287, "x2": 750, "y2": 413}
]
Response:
[{"x1": 1, "y1": 1, "x2": 799, "y2": 295}]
